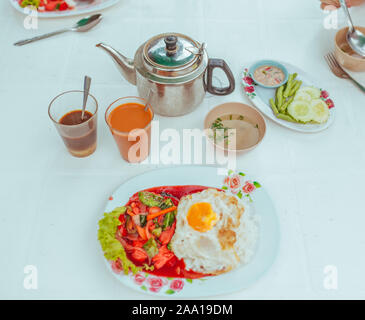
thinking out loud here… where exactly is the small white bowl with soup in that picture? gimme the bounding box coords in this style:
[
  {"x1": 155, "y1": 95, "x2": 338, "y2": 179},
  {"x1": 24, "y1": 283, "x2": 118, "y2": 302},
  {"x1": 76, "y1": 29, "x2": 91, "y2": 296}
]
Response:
[
  {"x1": 249, "y1": 60, "x2": 288, "y2": 89},
  {"x1": 204, "y1": 102, "x2": 266, "y2": 154}
]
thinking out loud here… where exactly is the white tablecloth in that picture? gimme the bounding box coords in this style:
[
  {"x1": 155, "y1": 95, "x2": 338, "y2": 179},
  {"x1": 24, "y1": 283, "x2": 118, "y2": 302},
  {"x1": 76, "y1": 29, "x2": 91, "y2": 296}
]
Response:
[{"x1": 1, "y1": 0, "x2": 365, "y2": 300}]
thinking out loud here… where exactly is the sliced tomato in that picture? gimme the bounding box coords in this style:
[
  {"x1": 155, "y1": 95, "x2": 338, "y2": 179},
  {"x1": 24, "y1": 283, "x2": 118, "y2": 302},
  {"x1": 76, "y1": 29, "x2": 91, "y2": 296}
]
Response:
[
  {"x1": 159, "y1": 221, "x2": 176, "y2": 245},
  {"x1": 45, "y1": 1, "x2": 61, "y2": 11},
  {"x1": 132, "y1": 240, "x2": 146, "y2": 248},
  {"x1": 152, "y1": 245, "x2": 175, "y2": 269},
  {"x1": 131, "y1": 247, "x2": 148, "y2": 263},
  {"x1": 59, "y1": 2, "x2": 68, "y2": 11},
  {"x1": 166, "y1": 256, "x2": 177, "y2": 268}
]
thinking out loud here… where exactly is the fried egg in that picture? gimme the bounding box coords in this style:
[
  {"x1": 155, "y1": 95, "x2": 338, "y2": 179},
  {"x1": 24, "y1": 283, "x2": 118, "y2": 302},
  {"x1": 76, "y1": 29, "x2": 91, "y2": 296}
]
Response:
[{"x1": 171, "y1": 188, "x2": 258, "y2": 275}]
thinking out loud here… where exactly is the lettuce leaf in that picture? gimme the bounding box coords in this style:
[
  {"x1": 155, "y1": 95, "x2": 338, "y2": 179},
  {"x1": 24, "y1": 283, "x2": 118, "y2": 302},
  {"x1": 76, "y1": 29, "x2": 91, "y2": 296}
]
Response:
[{"x1": 98, "y1": 207, "x2": 140, "y2": 275}]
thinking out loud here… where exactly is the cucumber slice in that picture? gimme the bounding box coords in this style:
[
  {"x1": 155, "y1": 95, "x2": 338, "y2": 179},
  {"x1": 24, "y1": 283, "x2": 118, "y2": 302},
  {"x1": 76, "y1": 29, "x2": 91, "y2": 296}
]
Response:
[
  {"x1": 287, "y1": 100, "x2": 313, "y2": 122},
  {"x1": 297, "y1": 86, "x2": 321, "y2": 100},
  {"x1": 294, "y1": 91, "x2": 311, "y2": 103},
  {"x1": 310, "y1": 99, "x2": 330, "y2": 123}
]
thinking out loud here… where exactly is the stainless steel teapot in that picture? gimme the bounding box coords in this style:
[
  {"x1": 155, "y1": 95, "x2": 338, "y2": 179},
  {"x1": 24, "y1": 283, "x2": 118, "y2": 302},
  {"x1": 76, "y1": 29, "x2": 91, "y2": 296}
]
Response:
[{"x1": 96, "y1": 32, "x2": 235, "y2": 117}]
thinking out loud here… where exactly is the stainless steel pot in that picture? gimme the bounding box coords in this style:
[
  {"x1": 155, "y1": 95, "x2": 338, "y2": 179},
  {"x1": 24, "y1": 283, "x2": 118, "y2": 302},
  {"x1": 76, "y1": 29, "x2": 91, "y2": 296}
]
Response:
[{"x1": 96, "y1": 32, "x2": 235, "y2": 116}]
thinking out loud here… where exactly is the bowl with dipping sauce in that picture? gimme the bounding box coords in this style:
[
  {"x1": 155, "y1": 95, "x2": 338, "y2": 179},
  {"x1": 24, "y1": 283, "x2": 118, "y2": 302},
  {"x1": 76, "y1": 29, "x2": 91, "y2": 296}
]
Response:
[
  {"x1": 249, "y1": 60, "x2": 289, "y2": 89},
  {"x1": 334, "y1": 26, "x2": 365, "y2": 72},
  {"x1": 204, "y1": 102, "x2": 266, "y2": 153}
]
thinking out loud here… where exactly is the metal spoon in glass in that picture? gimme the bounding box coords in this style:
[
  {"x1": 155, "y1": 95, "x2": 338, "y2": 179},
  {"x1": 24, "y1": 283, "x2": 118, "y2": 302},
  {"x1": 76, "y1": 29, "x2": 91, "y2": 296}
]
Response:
[
  {"x1": 144, "y1": 88, "x2": 155, "y2": 112},
  {"x1": 339, "y1": 0, "x2": 365, "y2": 57},
  {"x1": 82, "y1": 76, "x2": 92, "y2": 120},
  {"x1": 14, "y1": 13, "x2": 102, "y2": 47}
]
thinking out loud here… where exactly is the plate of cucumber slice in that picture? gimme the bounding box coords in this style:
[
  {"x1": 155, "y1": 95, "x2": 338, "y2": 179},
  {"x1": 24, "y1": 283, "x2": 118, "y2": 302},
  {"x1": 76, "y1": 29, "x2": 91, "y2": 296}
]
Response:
[{"x1": 242, "y1": 61, "x2": 335, "y2": 133}]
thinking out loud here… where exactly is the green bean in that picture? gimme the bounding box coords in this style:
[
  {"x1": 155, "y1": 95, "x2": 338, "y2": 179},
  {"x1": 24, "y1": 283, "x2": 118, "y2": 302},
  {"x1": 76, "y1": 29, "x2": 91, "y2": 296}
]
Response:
[
  {"x1": 279, "y1": 96, "x2": 295, "y2": 113},
  {"x1": 290, "y1": 80, "x2": 298, "y2": 90},
  {"x1": 276, "y1": 113, "x2": 297, "y2": 123},
  {"x1": 289, "y1": 80, "x2": 302, "y2": 97},
  {"x1": 276, "y1": 86, "x2": 284, "y2": 108},
  {"x1": 283, "y1": 74, "x2": 294, "y2": 98},
  {"x1": 269, "y1": 98, "x2": 279, "y2": 114}
]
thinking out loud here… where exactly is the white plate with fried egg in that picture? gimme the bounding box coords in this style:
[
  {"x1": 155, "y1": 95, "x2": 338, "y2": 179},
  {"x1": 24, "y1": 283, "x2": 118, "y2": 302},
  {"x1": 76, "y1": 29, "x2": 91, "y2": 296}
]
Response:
[{"x1": 100, "y1": 166, "x2": 280, "y2": 297}]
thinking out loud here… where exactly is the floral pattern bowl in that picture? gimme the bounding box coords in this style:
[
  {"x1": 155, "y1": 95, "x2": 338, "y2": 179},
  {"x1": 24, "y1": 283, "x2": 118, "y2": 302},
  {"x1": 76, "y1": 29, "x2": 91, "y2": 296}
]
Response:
[{"x1": 100, "y1": 166, "x2": 280, "y2": 297}]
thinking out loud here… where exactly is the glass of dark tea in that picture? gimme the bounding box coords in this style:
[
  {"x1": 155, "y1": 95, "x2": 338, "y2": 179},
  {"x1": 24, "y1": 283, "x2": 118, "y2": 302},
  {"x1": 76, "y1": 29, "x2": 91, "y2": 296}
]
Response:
[{"x1": 48, "y1": 90, "x2": 98, "y2": 157}]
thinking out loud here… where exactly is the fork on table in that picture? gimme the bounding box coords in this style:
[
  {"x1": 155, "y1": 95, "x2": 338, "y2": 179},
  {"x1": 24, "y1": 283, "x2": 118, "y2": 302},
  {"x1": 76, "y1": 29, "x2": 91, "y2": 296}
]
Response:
[{"x1": 324, "y1": 52, "x2": 365, "y2": 93}]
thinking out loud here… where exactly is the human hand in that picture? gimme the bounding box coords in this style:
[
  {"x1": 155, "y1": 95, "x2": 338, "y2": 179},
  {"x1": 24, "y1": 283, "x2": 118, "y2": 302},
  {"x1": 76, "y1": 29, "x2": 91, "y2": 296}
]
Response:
[{"x1": 320, "y1": 0, "x2": 365, "y2": 10}]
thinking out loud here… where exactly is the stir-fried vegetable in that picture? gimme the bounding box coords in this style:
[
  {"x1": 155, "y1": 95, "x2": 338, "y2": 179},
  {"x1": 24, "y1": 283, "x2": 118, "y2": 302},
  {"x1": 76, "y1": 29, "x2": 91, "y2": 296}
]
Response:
[
  {"x1": 139, "y1": 214, "x2": 147, "y2": 227},
  {"x1": 143, "y1": 238, "x2": 159, "y2": 258},
  {"x1": 151, "y1": 227, "x2": 162, "y2": 237},
  {"x1": 138, "y1": 191, "x2": 164, "y2": 207},
  {"x1": 100, "y1": 189, "x2": 180, "y2": 273},
  {"x1": 147, "y1": 206, "x2": 177, "y2": 221},
  {"x1": 159, "y1": 198, "x2": 174, "y2": 210},
  {"x1": 163, "y1": 210, "x2": 176, "y2": 229}
]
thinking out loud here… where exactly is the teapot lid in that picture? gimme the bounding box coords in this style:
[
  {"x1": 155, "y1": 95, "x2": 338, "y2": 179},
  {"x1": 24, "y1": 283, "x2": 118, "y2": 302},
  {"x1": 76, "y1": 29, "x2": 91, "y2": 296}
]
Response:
[
  {"x1": 141, "y1": 33, "x2": 207, "y2": 79},
  {"x1": 144, "y1": 33, "x2": 198, "y2": 68}
]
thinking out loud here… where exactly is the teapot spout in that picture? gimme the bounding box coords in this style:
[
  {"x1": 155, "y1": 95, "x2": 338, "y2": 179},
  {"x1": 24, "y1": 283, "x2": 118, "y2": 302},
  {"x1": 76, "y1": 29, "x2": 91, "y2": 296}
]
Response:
[{"x1": 96, "y1": 43, "x2": 137, "y2": 85}]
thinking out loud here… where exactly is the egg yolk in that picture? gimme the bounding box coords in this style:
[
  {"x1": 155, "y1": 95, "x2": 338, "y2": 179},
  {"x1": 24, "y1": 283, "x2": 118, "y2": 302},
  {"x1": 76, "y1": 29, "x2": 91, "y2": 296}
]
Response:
[{"x1": 187, "y1": 202, "x2": 217, "y2": 232}]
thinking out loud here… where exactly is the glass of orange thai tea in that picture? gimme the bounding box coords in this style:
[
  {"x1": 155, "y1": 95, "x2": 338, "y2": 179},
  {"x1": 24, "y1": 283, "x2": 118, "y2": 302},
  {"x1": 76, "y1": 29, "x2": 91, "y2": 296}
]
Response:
[
  {"x1": 105, "y1": 97, "x2": 154, "y2": 163},
  {"x1": 48, "y1": 90, "x2": 98, "y2": 157}
]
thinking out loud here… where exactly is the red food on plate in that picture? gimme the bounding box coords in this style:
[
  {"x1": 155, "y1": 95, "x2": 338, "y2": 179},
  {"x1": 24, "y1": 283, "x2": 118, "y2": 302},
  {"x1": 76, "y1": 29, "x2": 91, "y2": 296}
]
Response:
[
  {"x1": 18, "y1": 0, "x2": 75, "y2": 12},
  {"x1": 112, "y1": 185, "x2": 213, "y2": 279}
]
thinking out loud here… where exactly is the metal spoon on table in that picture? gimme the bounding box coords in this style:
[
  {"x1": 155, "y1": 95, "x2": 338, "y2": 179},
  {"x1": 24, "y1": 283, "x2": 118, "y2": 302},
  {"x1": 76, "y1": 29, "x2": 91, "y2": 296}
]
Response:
[
  {"x1": 339, "y1": 0, "x2": 365, "y2": 57},
  {"x1": 14, "y1": 13, "x2": 102, "y2": 47},
  {"x1": 81, "y1": 76, "x2": 92, "y2": 120}
]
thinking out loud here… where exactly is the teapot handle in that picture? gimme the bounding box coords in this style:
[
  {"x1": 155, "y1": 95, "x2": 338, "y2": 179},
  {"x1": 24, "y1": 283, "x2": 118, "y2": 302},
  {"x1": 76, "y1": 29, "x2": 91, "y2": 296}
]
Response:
[{"x1": 206, "y1": 58, "x2": 235, "y2": 95}]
